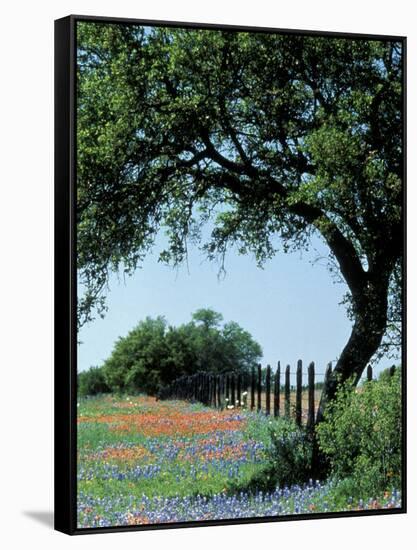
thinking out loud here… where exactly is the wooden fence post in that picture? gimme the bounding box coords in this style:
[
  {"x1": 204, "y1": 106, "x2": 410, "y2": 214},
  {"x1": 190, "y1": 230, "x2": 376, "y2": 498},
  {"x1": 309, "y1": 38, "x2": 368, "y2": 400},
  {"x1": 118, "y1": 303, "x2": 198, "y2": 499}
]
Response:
[
  {"x1": 244, "y1": 371, "x2": 249, "y2": 394},
  {"x1": 206, "y1": 375, "x2": 210, "y2": 406},
  {"x1": 202, "y1": 373, "x2": 206, "y2": 404},
  {"x1": 243, "y1": 371, "x2": 249, "y2": 408},
  {"x1": 257, "y1": 364, "x2": 262, "y2": 412},
  {"x1": 323, "y1": 362, "x2": 332, "y2": 403},
  {"x1": 251, "y1": 366, "x2": 255, "y2": 410},
  {"x1": 265, "y1": 365, "x2": 271, "y2": 415},
  {"x1": 207, "y1": 374, "x2": 210, "y2": 404},
  {"x1": 325, "y1": 362, "x2": 332, "y2": 383},
  {"x1": 207, "y1": 375, "x2": 211, "y2": 405},
  {"x1": 307, "y1": 362, "x2": 315, "y2": 430},
  {"x1": 207, "y1": 374, "x2": 211, "y2": 405},
  {"x1": 367, "y1": 365, "x2": 373, "y2": 382},
  {"x1": 296, "y1": 359, "x2": 302, "y2": 426},
  {"x1": 206, "y1": 374, "x2": 209, "y2": 405},
  {"x1": 285, "y1": 364, "x2": 291, "y2": 417},
  {"x1": 274, "y1": 362, "x2": 280, "y2": 417}
]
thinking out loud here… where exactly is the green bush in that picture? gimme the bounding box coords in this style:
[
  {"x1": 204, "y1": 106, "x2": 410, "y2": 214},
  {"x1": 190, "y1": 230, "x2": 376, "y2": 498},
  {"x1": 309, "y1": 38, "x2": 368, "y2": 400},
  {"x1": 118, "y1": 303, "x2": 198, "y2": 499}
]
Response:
[
  {"x1": 78, "y1": 366, "x2": 111, "y2": 397},
  {"x1": 240, "y1": 417, "x2": 313, "y2": 492},
  {"x1": 266, "y1": 419, "x2": 313, "y2": 487},
  {"x1": 102, "y1": 309, "x2": 262, "y2": 395},
  {"x1": 316, "y1": 368, "x2": 402, "y2": 497},
  {"x1": 378, "y1": 365, "x2": 398, "y2": 383}
]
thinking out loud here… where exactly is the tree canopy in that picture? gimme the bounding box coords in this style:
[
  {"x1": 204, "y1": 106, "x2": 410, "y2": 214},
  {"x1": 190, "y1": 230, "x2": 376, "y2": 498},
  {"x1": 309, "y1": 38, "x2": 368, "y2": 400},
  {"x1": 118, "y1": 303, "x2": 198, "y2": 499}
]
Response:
[
  {"x1": 100, "y1": 309, "x2": 262, "y2": 394},
  {"x1": 76, "y1": 23, "x2": 403, "y2": 419}
]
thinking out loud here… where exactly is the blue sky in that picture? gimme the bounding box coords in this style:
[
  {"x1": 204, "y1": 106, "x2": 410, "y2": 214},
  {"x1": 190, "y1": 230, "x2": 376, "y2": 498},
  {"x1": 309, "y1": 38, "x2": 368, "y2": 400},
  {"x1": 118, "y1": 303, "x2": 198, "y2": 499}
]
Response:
[{"x1": 77, "y1": 230, "x2": 398, "y2": 380}]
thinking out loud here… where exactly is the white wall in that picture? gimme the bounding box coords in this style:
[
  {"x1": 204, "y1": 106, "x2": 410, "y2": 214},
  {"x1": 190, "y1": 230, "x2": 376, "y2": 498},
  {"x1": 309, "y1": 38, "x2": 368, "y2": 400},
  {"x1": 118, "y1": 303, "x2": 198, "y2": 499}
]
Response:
[{"x1": 0, "y1": 0, "x2": 415, "y2": 547}]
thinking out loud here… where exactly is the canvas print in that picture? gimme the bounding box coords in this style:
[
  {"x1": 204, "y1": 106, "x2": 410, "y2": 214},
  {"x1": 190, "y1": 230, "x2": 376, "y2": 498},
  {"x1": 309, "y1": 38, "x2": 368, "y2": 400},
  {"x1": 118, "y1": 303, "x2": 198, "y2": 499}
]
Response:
[{"x1": 75, "y1": 19, "x2": 404, "y2": 530}]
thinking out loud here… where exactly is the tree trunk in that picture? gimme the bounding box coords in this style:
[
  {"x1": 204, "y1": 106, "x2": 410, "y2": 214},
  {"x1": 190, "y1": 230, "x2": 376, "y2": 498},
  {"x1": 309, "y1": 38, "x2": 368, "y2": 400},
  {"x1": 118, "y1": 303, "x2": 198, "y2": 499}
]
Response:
[{"x1": 311, "y1": 273, "x2": 390, "y2": 478}]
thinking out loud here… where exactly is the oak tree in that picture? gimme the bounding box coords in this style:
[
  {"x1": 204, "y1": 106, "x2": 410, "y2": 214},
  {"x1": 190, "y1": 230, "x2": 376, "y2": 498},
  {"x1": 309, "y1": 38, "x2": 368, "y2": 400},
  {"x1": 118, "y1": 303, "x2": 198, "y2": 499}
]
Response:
[{"x1": 77, "y1": 23, "x2": 403, "y2": 432}]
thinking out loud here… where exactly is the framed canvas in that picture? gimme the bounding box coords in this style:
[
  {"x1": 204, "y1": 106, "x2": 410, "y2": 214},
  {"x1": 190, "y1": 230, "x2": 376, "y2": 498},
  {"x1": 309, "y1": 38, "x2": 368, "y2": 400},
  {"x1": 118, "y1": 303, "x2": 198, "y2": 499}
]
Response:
[{"x1": 54, "y1": 14, "x2": 407, "y2": 535}]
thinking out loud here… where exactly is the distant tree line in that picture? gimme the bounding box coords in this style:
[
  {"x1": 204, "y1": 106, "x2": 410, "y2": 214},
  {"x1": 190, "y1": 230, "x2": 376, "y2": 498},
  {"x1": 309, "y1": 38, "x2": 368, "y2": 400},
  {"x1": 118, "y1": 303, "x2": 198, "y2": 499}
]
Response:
[{"x1": 78, "y1": 308, "x2": 262, "y2": 396}]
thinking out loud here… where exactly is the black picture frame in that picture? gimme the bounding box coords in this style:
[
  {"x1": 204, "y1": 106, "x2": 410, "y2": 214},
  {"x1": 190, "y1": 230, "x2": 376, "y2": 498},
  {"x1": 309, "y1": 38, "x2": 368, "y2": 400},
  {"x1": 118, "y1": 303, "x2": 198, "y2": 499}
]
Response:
[{"x1": 55, "y1": 14, "x2": 407, "y2": 535}]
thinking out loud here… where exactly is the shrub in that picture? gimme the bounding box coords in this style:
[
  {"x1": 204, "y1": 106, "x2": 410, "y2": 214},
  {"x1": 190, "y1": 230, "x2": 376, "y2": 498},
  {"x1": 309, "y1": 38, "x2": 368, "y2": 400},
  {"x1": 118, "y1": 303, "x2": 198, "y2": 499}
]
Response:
[
  {"x1": 78, "y1": 366, "x2": 111, "y2": 397},
  {"x1": 266, "y1": 419, "x2": 313, "y2": 487},
  {"x1": 316, "y1": 368, "x2": 402, "y2": 497},
  {"x1": 378, "y1": 365, "x2": 398, "y2": 383},
  {"x1": 240, "y1": 417, "x2": 313, "y2": 492}
]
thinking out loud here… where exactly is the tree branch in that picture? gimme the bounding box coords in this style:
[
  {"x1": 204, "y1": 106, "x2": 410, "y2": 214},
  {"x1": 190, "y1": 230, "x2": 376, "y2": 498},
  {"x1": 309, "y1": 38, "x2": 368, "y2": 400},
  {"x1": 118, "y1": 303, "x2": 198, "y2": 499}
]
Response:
[{"x1": 196, "y1": 132, "x2": 368, "y2": 301}]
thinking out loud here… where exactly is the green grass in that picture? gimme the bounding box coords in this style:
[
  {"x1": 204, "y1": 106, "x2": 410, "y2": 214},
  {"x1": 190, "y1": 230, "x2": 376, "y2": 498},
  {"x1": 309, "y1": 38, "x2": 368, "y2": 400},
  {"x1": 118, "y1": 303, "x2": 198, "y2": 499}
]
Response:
[
  {"x1": 77, "y1": 394, "x2": 272, "y2": 503},
  {"x1": 77, "y1": 394, "x2": 402, "y2": 528}
]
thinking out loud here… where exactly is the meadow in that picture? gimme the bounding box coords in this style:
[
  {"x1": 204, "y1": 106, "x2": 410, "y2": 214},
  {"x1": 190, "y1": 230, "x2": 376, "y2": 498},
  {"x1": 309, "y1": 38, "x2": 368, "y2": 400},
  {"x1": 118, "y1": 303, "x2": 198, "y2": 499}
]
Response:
[{"x1": 77, "y1": 395, "x2": 401, "y2": 528}]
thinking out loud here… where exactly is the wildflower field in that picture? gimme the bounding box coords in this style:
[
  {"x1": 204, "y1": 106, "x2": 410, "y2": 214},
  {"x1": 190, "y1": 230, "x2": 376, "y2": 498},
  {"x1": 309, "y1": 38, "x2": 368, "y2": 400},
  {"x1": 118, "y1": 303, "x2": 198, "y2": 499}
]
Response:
[{"x1": 77, "y1": 395, "x2": 401, "y2": 528}]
